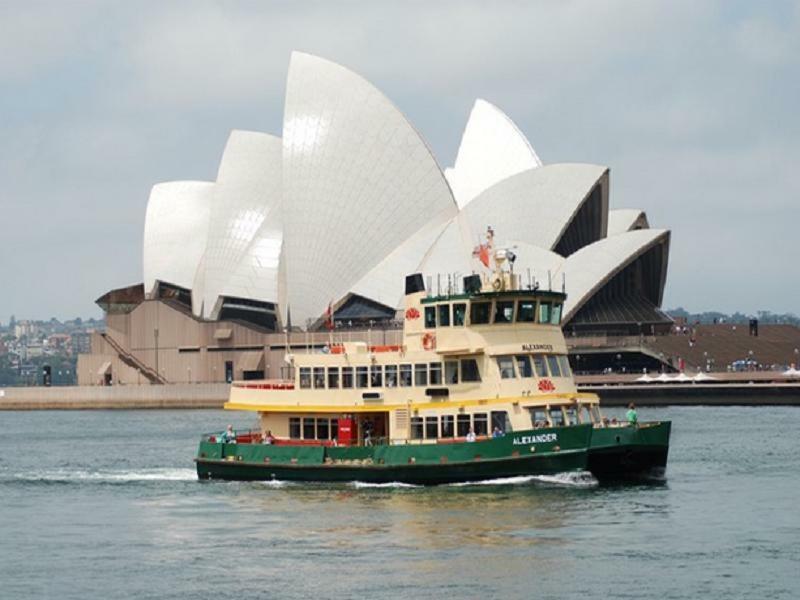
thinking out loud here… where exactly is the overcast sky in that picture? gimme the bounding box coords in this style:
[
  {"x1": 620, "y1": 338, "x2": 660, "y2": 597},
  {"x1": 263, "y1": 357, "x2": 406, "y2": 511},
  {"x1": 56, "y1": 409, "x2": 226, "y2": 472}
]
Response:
[{"x1": 1, "y1": 0, "x2": 798, "y2": 324}]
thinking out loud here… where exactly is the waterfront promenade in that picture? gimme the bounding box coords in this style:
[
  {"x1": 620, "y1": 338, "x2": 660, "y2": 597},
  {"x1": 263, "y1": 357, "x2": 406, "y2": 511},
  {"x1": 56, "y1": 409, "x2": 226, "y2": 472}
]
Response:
[{"x1": 2, "y1": 373, "x2": 799, "y2": 409}]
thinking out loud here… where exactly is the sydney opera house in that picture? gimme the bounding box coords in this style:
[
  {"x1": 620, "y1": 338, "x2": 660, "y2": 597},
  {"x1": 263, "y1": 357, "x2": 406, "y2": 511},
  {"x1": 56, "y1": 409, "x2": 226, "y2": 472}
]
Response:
[{"x1": 77, "y1": 52, "x2": 671, "y2": 385}]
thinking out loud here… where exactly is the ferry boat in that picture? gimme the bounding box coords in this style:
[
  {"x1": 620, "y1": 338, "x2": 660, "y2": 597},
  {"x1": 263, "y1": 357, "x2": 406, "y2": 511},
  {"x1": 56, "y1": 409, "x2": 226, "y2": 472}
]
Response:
[{"x1": 195, "y1": 232, "x2": 670, "y2": 484}]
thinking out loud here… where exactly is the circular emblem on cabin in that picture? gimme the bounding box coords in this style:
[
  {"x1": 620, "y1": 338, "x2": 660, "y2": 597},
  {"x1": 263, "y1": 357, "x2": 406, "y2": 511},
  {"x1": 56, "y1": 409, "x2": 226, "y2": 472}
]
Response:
[
  {"x1": 538, "y1": 379, "x2": 556, "y2": 392},
  {"x1": 422, "y1": 332, "x2": 436, "y2": 350},
  {"x1": 405, "y1": 307, "x2": 420, "y2": 320}
]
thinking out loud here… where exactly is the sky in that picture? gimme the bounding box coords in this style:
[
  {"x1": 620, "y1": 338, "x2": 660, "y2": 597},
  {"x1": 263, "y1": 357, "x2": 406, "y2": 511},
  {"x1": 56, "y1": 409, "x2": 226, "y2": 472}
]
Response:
[{"x1": 1, "y1": 0, "x2": 798, "y2": 324}]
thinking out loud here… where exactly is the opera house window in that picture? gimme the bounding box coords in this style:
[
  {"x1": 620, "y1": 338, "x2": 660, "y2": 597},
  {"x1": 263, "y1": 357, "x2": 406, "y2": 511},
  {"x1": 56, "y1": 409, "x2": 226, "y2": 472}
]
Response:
[
  {"x1": 494, "y1": 300, "x2": 514, "y2": 323},
  {"x1": 470, "y1": 302, "x2": 491, "y2": 325},
  {"x1": 460, "y1": 359, "x2": 481, "y2": 382},
  {"x1": 453, "y1": 303, "x2": 467, "y2": 326},
  {"x1": 424, "y1": 306, "x2": 436, "y2": 328},
  {"x1": 438, "y1": 304, "x2": 450, "y2": 327},
  {"x1": 342, "y1": 367, "x2": 354, "y2": 388}
]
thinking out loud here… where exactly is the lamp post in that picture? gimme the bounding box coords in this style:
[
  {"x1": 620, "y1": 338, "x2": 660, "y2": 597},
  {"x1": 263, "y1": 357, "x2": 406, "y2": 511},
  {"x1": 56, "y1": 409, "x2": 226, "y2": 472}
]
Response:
[{"x1": 794, "y1": 348, "x2": 799, "y2": 369}]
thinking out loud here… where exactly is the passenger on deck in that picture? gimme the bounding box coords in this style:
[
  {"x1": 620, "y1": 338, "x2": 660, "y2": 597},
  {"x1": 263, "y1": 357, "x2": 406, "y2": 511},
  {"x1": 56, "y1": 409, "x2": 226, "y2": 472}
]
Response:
[
  {"x1": 466, "y1": 428, "x2": 476, "y2": 442},
  {"x1": 262, "y1": 430, "x2": 275, "y2": 444},
  {"x1": 626, "y1": 403, "x2": 638, "y2": 426},
  {"x1": 492, "y1": 426, "x2": 504, "y2": 438},
  {"x1": 221, "y1": 425, "x2": 236, "y2": 443}
]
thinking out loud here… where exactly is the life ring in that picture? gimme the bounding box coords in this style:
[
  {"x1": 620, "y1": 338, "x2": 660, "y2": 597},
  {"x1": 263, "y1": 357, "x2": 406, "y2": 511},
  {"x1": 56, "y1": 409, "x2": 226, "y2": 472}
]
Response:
[
  {"x1": 492, "y1": 277, "x2": 503, "y2": 291},
  {"x1": 422, "y1": 332, "x2": 436, "y2": 350}
]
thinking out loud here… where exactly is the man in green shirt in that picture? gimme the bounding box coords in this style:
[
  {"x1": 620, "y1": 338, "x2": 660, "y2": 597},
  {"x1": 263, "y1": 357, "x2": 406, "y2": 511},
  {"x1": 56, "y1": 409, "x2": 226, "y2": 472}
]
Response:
[{"x1": 626, "y1": 403, "x2": 638, "y2": 426}]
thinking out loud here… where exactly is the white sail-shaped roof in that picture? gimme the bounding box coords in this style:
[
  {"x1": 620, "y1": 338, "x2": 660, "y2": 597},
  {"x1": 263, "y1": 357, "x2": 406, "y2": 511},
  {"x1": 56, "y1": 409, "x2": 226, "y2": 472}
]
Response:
[
  {"x1": 143, "y1": 181, "x2": 214, "y2": 296},
  {"x1": 607, "y1": 209, "x2": 649, "y2": 236},
  {"x1": 463, "y1": 163, "x2": 608, "y2": 253},
  {"x1": 193, "y1": 130, "x2": 282, "y2": 318},
  {"x1": 445, "y1": 99, "x2": 542, "y2": 209},
  {"x1": 281, "y1": 51, "x2": 457, "y2": 326},
  {"x1": 560, "y1": 229, "x2": 670, "y2": 320}
]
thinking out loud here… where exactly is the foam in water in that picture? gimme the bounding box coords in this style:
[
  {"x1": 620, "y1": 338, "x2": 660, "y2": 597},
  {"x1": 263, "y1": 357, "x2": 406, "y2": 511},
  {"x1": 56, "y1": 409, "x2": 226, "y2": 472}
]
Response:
[
  {"x1": 4, "y1": 468, "x2": 197, "y2": 483},
  {"x1": 350, "y1": 481, "x2": 420, "y2": 489},
  {"x1": 447, "y1": 471, "x2": 598, "y2": 488}
]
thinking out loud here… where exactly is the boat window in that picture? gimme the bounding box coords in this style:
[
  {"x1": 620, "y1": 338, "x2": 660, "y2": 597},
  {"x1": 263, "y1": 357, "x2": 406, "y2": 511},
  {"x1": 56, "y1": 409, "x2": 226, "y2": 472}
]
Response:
[
  {"x1": 461, "y1": 358, "x2": 481, "y2": 382},
  {"x1": 517, "y1": 300, "x2": 536, "y2": 322},
  {"x1": 563, "y1": 406, "x2": 577, "y2": 426},
  {"x1": 317, "y1": 418, "x2": 330, "y2": 439},
  {"x1": 491, "y1": 410, "x2": 511, "y2": 433},
  {"x1": 474, "y1": 413, "x2": 488, "y2": 436},
  {"x1": 424, "y1": 306, "x2": 436, "y2": 328},
  {"x1": 410, "y1": 417, "x2": 424, "y2": 440},
  {"x1": 299, "y1": 367, "x2": 311, "y2": 389},
  {"x1": 441, "y1": 415, "x2": 454, "y2": 438},
  {"x1": 399, "y1": 364, "x2": 412, "y2": 387},
  {"x1": 549, "y1": 407, "x2": 564, "y2": 427},
  {"x1": 438, "y1": 304, "x2": 451, "y2": 327},
  {"x1": 385, "y1": 365, "x2": 398, "y2": 387},
  {"x1": 289, "y1": 417, "x2": 301, "y2": 439},
  {"x1": 453, "y1": 303, "x2": 467, "y2": 326},
  {"x1": 515, "y1": 355, "x2": 533, "y2": 378},
  {"x1": 356, "y1": 366, "x2": 369, "y2": 388},
  {"x1": 457, "y1": 414, "x2": 471, "y2": 437},
  {"x1": 547, "y1": 355, "x2": 562, "y2": 377},
  {"x1": 342, "y1": 367, "x2": 354, "y2": 388},
  {"x1": 532, "y1": 355, "x2": 548, "y2": 377},
  {"x1": 445, "y1": 361, "x2": 459, "y2": 384},
  {"x1": 303, "y1": 417, "x2": 316, "y2": 439},
  {"x1": 558, "y1": 355, "x2": 572, "y2": 377},
  {"x1": 429, "y1": 362, "x2": 443, "y2": 385},
  {"x1": 370, "y1": 364, "x2": 383, "y2": 387},
  {"x1": 331, "y1": 418, "x2": 339, "y2": 439},
  {"x1": 414, "y1": 363, "x2": 428, "y2": 386},
  {"x1": 496, "y1": 356, "x2": 515, "y2": 379},
  {"x1": 425, "y1": 416, "x2": 438, "y2": 439},
  {"x1": 528, "y1": 408, "x2": 548, "y2": 428},
  {"x1": 539, "y1": 302, "x2": 552, "y2": 324},
  {"x1": 470, "y1": 302, "x2": 491, "y2": 325},
  {"x1": 551, "y1": 303, "x2": 562, "y2": 325},
  {"x1": 494, "y1": 300, "x2": 514, "y2": 323},
  {"x1": 327, "y1": 367, "x2": 340, "y2": 389},
  {"x1": 313, "y1": 367, "x2": 325, "y2": 389}
]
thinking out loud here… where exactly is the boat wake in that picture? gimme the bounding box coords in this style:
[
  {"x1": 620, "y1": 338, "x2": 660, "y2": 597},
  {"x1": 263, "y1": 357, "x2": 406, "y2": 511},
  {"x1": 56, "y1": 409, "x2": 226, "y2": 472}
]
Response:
[
  {"x1": 1, "y1": 468, "x2": 197, "y2": 484},
  {"x1": 447, "y1": 471, "x2": 598, "y2": 488},
  {"x1": 350, "y1": 481, "x2": 421, "y2": 489}
]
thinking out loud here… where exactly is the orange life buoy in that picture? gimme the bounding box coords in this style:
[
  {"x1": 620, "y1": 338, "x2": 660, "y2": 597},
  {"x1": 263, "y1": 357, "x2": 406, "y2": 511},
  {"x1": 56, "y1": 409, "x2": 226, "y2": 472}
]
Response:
[{"x1": 422, "y1": 332, "x2": 436, "y2": 350}]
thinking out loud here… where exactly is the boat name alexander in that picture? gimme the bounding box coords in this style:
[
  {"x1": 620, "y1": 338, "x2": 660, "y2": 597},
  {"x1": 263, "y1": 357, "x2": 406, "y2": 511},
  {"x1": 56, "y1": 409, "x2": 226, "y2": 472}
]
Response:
[
  {"x1": 512, "y1": 432, "x2": 558, "y2": 445},
  {"x1": 521, "y1": 343, "x2": 554, "y2": 351}
]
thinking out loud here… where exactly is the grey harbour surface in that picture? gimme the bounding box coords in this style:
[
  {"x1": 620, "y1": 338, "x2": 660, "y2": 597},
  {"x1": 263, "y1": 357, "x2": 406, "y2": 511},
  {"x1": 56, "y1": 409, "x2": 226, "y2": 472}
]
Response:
[{"x1": 0, "y1": 405, "x2": 797, "y2": 599}]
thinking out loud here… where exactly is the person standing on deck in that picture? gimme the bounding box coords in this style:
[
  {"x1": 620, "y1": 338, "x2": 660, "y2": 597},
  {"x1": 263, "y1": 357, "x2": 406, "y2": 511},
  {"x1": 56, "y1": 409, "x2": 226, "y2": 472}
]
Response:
[{"x1": 626, "y1": 404, "x2": 638, "y2": 426}]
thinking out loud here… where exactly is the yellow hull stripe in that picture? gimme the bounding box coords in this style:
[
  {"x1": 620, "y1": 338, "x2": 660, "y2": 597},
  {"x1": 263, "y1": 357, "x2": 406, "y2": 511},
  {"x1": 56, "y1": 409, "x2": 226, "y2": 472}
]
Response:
[{"x1": 224, "y1": 392, "x2": 599, "y2": 414}]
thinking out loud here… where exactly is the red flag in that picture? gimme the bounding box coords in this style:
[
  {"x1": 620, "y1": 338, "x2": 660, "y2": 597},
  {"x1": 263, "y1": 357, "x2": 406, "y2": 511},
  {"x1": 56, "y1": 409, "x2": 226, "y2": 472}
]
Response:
[
  {"x1": 473, "y1": 244, "x2": 490, "y2": 267},
  {"x1": 324, "y1": 302, "x2": 334, "y2": 330}
]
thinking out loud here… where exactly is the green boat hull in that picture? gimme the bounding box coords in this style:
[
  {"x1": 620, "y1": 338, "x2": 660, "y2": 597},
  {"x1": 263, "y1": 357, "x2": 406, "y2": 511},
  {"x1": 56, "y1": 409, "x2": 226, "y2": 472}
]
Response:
[
  {"x1": 588, "y1": 421, "x2": 671, "y2": 482},
  {"x1": 195, "y1": 424, "x2": 592, "y2": 485}
]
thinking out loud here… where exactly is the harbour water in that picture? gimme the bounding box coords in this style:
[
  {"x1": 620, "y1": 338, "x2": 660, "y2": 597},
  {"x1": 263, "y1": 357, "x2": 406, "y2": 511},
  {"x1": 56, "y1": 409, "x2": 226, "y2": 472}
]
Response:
[{"x1": 0, "y1": 405, "x2": 797, "y2": 599}]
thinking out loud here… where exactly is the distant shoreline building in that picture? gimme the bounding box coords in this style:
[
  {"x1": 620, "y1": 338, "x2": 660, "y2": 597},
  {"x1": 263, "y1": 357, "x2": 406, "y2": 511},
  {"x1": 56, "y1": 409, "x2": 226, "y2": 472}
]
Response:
[{"x1": 78, "y1": 52, "x2": 671, "y2": 385}]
